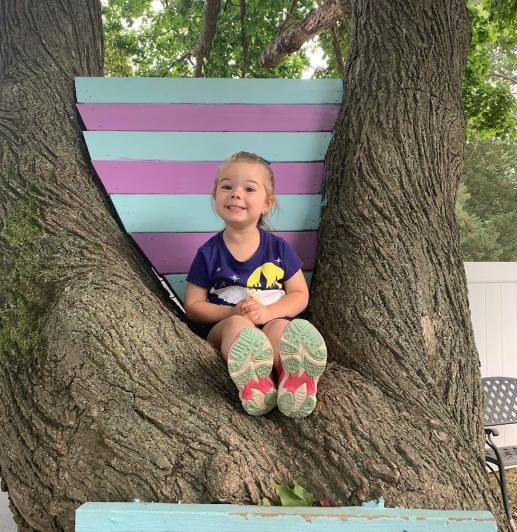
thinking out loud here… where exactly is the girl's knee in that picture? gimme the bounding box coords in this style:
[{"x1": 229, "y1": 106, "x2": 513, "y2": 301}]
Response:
[
  {"x1": 218, "y1": 315, "x2": 256, "y2": 343},
  {"x1": 262, "y1": 317, "x2": 290, "y2": 336},
  {"x1": 223, "y1": 314, "x2": 255, "y2": 329},
  {"x1": 218, "y1": 315, "x2": 257, "y2": 359}
]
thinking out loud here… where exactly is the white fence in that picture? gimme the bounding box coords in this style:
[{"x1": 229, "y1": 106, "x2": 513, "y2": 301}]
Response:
[{"x1": 466, "y1": 262, "x2": 517, "y2": 447}]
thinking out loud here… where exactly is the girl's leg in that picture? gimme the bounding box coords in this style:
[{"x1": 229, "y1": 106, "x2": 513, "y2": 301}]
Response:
[
  {"x1": 207, "y1": 314, "x2": 254, "y2": 359},
  {"x1": 264, "y1": 319, "x2": 327, "y2": 418},
  {"x1": 208, "y1": 315, "x2": 277, "y2": 416},
  {"x1": 261, "y1": 318, "x2": 290, "y2": 372}
]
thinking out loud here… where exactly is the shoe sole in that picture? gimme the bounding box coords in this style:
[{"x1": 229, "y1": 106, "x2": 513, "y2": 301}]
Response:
[
  {"x1": 277, "y1": 319, "x2": 327, "y2": 418},
  {"x1": 227, "y1": 327, "x2": 277, "y2": 416}
]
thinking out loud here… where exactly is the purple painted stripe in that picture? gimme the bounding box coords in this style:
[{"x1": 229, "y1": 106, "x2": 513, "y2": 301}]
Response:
[
  {"x1": 93, "y1": 161, "x2": 325, "y2": 194},
  {"x1": 78, "y1": 103, "x2": 340, "y2": 132},
  {"x1": 131, "y1": 231, "x2": 318, "y2": 274}
]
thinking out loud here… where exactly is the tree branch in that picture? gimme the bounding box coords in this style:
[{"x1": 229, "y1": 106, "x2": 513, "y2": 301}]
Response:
[
  {"x1": 160, "y1": 49, "x2": 196, "y2": 76},
  {"x1": 240, "y1": 0, "x2": 249, "y2": 76},
  {"x1": 260, "y1": 0, "x2": 350, "y2": 68},
  {"x1": 277, "y1": 0, "x2": 299, "y2": 34},
  {"x1": 330, "y1": 22, "x2": 346, "y2": 77},
  {"x1": 194, "y1": 0, "x2": 222, "y2": 77},
  {"x1": 490, "y1": 71, "x2": 517, "y2": 85}
]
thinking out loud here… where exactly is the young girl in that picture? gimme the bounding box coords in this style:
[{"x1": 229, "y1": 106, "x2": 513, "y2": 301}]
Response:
[{"x1": 184, "y1": 152, "x2": 327, "y2": 418}]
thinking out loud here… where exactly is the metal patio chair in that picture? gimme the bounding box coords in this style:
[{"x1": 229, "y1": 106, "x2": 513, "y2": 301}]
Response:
[{"x1": 482, "y1": 376, "x2": 517, "y2": 526}]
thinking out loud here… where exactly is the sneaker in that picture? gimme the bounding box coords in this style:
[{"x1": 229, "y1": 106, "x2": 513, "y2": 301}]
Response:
[
  {"x1": 277, "y1": 319, "x2": 327, "y2": 418},
  {"x1": 227, "y1": 327, "x2": 277, "y2": 416}
]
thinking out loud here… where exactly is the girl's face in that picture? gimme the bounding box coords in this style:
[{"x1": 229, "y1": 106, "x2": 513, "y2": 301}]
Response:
[{"x1": 214, "y1": 161, "x2": 274, "y2": 230}]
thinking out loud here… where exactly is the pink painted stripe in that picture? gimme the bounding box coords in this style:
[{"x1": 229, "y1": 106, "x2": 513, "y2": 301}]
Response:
[
  {"x1": 93, "y1": 161, "x2": 325, "y2": 194},
  {"x1": 78, "y1": 103, "x2": 340, "y2": 132},
  {"x1": 131, "y1": 231, "x2": 318, "y2": 274}
]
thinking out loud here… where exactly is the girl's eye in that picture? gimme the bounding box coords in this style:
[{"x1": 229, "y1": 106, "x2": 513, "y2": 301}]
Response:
[
  {"x1": 245, "y1": 187, "x2": 256, "y2": 192},
  {"x1": 221, "y1": 184, "x2": 232, "y2": 190}
]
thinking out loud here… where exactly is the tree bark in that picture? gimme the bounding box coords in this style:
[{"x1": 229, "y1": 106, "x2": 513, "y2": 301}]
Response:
[
  {"x1": 330, "y1": 23, "x2": 346, "y2": 78},
  {"x1": 260, "y1": 0, "x2": 349, "y2": 68},
  {"x1": 311, "y1": 0, "x2": 509, "y2": 528},
  {"x1": 0, "y1": 1, "x2": 509, "y2": 532},
  {"x1": 194, "y1": 0, "x2": 222, "y2": 77}
]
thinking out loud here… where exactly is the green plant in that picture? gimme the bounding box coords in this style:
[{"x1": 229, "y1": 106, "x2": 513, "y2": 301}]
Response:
[{"x1": 260, "y1": 481, "x2": 315, "y2": 507}]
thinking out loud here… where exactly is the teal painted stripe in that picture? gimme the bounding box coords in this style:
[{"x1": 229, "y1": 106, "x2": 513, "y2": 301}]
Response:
[
  {"x1": 84, "y1": 132, "x2": 332, "y2": 162},
  {"x1": 75, "y1": 503, "x2": 497, "y2": 532},
  {"x1": 75, "y1": 77, "x2": 343, "y2": 104},
  {"x1": 111, "y1": 194, "x2": 321, "y2": 232},
  {"x1": 166, "y1": 272, "x2": 314, "y2": 303}
]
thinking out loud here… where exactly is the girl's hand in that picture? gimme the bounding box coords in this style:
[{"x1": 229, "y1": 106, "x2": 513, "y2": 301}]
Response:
[{"x1": 236, "y1": 297, "x2": 271, "y2": 325}]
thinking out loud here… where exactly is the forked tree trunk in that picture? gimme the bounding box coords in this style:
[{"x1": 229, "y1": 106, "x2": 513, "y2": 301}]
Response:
[{"x1": 0, "y1": 1, "x2": 509, "y2": 531}]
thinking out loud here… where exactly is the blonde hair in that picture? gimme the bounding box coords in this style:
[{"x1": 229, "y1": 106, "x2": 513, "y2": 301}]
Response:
[{"x1": 213, "y1": 151, "x2": 276, "y2": 229}]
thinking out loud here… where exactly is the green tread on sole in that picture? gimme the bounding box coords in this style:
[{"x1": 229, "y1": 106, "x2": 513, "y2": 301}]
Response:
[
  {"x1": 255, "y1": 363, "x2": 273, "y2": 379},
  {"x1": 242, "y1": 385, "x2": 277, "y2": 416},
  {"x1": 280, "y1": 320, "x2": 327, "y2": 378},
  {"x1": 281, "y1": 356, "x2": 301, "y2": 373},
  {"x1": 232, "y1": 366, "x2": 253, "y2": 386},
  {"x1": 282, "y1": 320, "x2": 327, "y2": 360},
  {"x1": 277, "y1": 391, "x2": 317, "y2": 418},
  {"x1": 277, "y1": 391, "x2": 295, "y2": 412},
  {"x1": 227, "y1": 327, "x2": 274, "y2": 388},
  {"x1": 304, "y1": 359, "x2": 326, "y2": 377},
  {"x1": 229, "y1": 328, "x2": 272, "y2": 364},
  {"x1": 243, "y1": 393, "x2": 277, "y2": 416}
]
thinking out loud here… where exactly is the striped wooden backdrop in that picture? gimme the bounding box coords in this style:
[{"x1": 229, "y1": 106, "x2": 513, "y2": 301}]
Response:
[{"x1": 76, "y1": 78, "x2": 343, "y2": 303}]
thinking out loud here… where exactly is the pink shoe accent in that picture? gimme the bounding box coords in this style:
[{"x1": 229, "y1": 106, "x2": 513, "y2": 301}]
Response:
[
  {"x1": 241, "y1": 375, "x2": 275, "y2": 401},
  {"x1": 278, "y1": 369, "x2": 316, "y2": 396}
]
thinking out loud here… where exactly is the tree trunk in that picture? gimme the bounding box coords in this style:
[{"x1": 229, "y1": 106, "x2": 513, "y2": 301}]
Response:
[
  {"x1": 0, "y1": 1, "x2": 508, "y2": 532},
  {"x1": 311, "y1": 0, "x2": 508, "y2": 528}
]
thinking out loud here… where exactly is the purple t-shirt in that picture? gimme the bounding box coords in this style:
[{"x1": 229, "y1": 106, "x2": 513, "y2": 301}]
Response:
[{"x1": 186, "y1": 228, "x2": 303, "y2": 307}]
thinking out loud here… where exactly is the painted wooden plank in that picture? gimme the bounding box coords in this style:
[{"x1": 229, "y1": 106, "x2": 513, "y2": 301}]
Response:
[
  {"x1": 83, "y1": 131, "x2": 332, "y2": 162},
  {"x1": 77, "y1": 103, "x2": 340, "y2": 132},
  {"x1": 111, "y1": 194, "x2": 321, "y2": 233},
  {"x1": 75, "y1": 77, "x2": 344, "y2": 104},
  {"x1": 166, "y1": 272, "x2": 314, "y2": 302},
  {"x1": 92, "y1": 161, "x2": 325, "y2": 194},
  {"x1": 75, "y1": 503, "x2": 497, "y2": 532},
  {"x1": 131, "y1": 231, "x2": 318, "y2": 274}
]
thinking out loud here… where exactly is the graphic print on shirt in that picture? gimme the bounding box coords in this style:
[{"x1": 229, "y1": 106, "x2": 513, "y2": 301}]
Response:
[
  {"x1": 186, "y1": 229, "x2": 303, "y2": 307},
  {"x1": 209, "y1": 261, "x2": 286, "y2": 305},
  {"x1": 247, "y1": 262, "x2": 284, "y2": 288}
]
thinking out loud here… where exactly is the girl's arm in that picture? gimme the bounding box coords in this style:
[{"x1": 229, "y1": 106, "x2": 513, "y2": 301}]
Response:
[
  {"x1": 239, "y1": 269, "x2": 309, "y2": 324},
  {"x1": 184, "y1": 282, "x2": 236, "y2": 324}
]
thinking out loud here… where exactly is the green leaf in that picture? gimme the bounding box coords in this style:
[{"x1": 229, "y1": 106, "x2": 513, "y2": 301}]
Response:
[
  {"x1": 260, "y1": 497, "x2": 272, "y2": 506},
  {"x1": 273, "y1": 481, "x2": 314, "y2": 506}
]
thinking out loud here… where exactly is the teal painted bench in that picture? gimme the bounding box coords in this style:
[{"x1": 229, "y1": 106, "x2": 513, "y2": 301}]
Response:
[
  {"x1": 75, "y1": 77, "x2": 343, "y2": 305},
  {"x1": 75, "y1": 502, "x2": 497, "y2": 531}
]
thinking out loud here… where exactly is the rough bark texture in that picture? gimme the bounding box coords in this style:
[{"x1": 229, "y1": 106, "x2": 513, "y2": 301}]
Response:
[
  {"x1": 194, "y1": 0, "x2": 222, "y2": 77},
  {"x1": 0, "y1": 1, "x2": 510, "y2": 532},
  {"x1": 330, "y1": 23, "x2": 346, "y2": 78},
  {"x1": 311, "y1": 0, "x2": 509, "y2": 529},
  {"x1": 260, "y1": 0, "x2": 349, "y2": 67}
]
